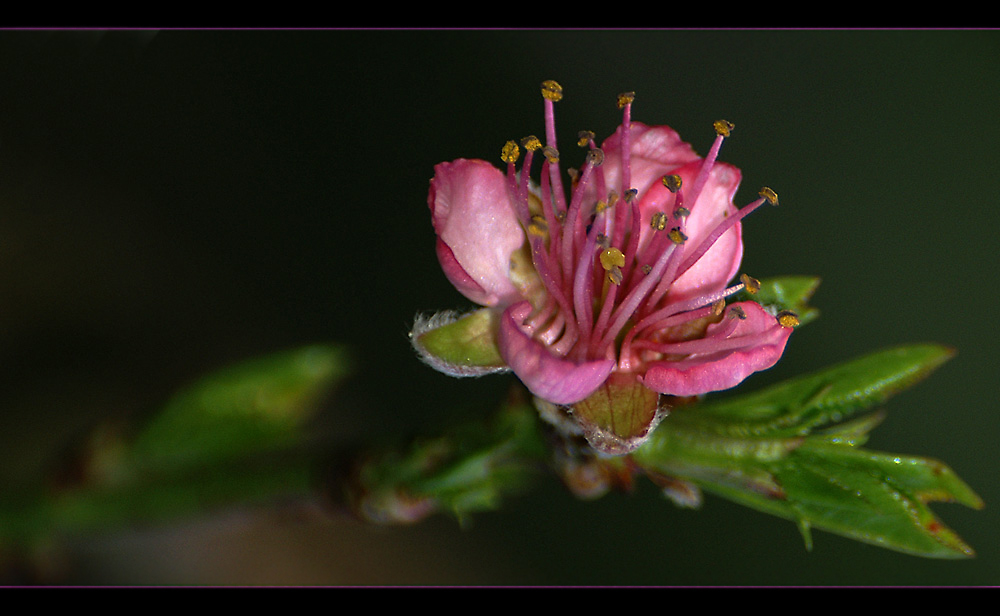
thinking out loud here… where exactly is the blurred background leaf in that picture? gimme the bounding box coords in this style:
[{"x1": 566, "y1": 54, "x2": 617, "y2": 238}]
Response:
[{"x1": 0, "y1": 345, "x2": 349, "y2": 550}]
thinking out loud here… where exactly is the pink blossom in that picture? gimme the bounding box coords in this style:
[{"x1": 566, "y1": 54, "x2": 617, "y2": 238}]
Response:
[{"x1": 416, "y1": 81, "x2": 795, "y2": 453}]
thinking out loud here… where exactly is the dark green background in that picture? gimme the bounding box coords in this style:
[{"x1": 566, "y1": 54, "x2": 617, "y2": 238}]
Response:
[{"x1": 0, "y1": 30, "x2": 997, "y2": 585}]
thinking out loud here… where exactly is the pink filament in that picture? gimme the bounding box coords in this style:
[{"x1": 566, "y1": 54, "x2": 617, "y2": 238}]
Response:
[{"x1": 505, "y1": 99, "x2": 764, "y2": 376}]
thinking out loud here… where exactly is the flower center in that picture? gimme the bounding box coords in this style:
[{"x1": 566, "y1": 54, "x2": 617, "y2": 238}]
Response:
[{"x1": 501, "y1": 80, "x2": 780, "y2": 372}]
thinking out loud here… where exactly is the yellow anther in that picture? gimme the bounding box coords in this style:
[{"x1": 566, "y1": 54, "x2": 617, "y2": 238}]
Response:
[
  {"x1": 740, "y1": 273, "x2": 761, "y2": 294},
  {"x1": 650, "y1": 211, "x2": 668, "y2": 231},
  {"x1": 594, "y1": 200, "x2": 610, "y2": 216},
  {"x1": 528, "y1": 215, "x2": 549, "y2": 238},
  {"x1": 577, "y1": 130, "x2": 595, "y2": 147},
  {"x1": 543, "y1": 145, "x2": 560, "y2": 163},
  {"x1": 586, "y1": 148, "x2": 605, "y2": 166},
  {"x1": 623, "y1": 188, "x2": 638, "y2": 203},
  {"x1": 711, "y1": 298, "x2": 726, "y2": 316},
  {"x1": 606, "y1": 267, "x2": 624, "y2": 286},
  {"x1": 521, "y1": 135, "x2": 542, "y2": 151},
  {"x1": 668, "y1": 227, "x2": 688, "y2": 245},
  {"x1": 662, "y1": 174, "x2": 682, "y2": 193},
  {"x1": 714, "y1": 119, "x2": 735, "y2": 137},
  {"x1": 541, "y1": 80, "x2": 564, "y2": 102},
  {"x1": 617, "y1": 91, "x2": 635, "y2": 109},
  {"x1": 600, "y1": 247, "x2": 626, "y2": 270},
  {"x1": 729, "y1": 305, "x2": 748, "y2": 320},
  {"x1": 759, "y1": 186, "x2": 779, "y2": 206},
  {"x1": 501, "y1": 140, "x2": 520, "y2": 164},
  {"x1": 777, "y1": 310, "x2": 800, "y2": 328},
  {"x1": 674, "y1": 206, "x2": 690, "y2": 219}
]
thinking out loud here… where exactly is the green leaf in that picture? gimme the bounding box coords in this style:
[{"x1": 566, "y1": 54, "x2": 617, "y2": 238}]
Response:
[
  {"x1": 679, "y1": 344, "x2": 956, "y2": 439},
  {"x1": 632, "y1": 344, "x2": 982, "y2": 558},
  {"x1": 778, "y1": 443, "x2": 983, "y2": 558},
  {"x1": 348, "y1": 391, "x2": 548, "y2": 525}
]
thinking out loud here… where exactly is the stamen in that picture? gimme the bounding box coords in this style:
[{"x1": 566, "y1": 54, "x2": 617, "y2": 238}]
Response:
[
  {"x1": 598, "y1": 239, "x2": 681, "y2": 353},
  {"x1": 636, "y1": 222, "x2": 689, "y2": 313},
  {"x1": 540, "y1": 80, "x2": 567, "y2": 215},
  {"x1": 618, "y1": 92, "x2": 635, "y2": 247},
  {"x1": 501, "y1": 140, "x2": 520, "y2": 164},
  {"x1": 777, "y1": 310, "x2": 800, "y2": 328},
  {"x1": 629, "y1": 279, "x2": 746, "y2": 347},
  {"x1": 527, "y1": 235, "x2": 578, "y2": 346},
  {"x1": 633, "y1": 319, "x2": 785, "y2": 357},
  {"x1": 560, "y1": 148, "x2": 601, "y2": 276},
  {"x1": 528, "y1": 215, "x2": 549, "y2": 239},
  {"x1": 541, "y1": 80, "x2": 564, "y2": 102},
  {"x1": 713, "y1": 119, "x2": 734, "y2": 137},
  {"x1": 759, "y1": 186, "x2": 779, "y2": 206},
  {"x1": 521, "y1": 135, "x2": 542, "y2": 151},
  {"x1": 740, "y1": 273, "x2": 761, "y2": 295},
  {"x1": 618, "y1": 302, "x2": 720, "y2": 370},
  {"x1": 502, "y1": 140, "x2": 531, "y2": 224},
  {"x1": 675, "y1": 192, "x2": 772, "y2": 282},
  {"x1": 685, "y1": 120, "x2": 733, "y2": 216},
  {"x1": 509, "y1": 83, "x2": 785, "y2": 375},
  {"x1": 606, "y1": 266, "x2": 624, "y2": 286},
  {"x1": 572, "y1": 233, "x2": 599, "y2": 350},
  {"x1": 571, "y1": 207, "x2": 615, "y2": 355},
  {"x1": 662, "y1": 174, "x2": 682, "y2": 193}
]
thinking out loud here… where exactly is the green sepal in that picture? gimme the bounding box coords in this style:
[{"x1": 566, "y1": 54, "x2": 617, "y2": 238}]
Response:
[
  {"x1": 734, "y1": 275, "x2": 821, "y2": 325},
  {"x1": 348, "y1": 391, "x2": 548, "y2": 525},
  {"x1": 632, "y1": 344, "x2": 983, "y2": 558},
  {"x1": 411, "y1": 308, "x2": 508, "y2": 376}
]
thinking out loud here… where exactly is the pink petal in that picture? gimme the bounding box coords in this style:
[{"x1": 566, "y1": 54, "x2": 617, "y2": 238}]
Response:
[
  {"x1": 498, "y1": 302, "x2": 615, "y2": 405},
  {"x1": 429, "y1": 159, "x2": 527, "y2": 307},
  {"x1": 641, "y1": 302, "x2": 792, "y2": 397},
  {"x1": 597, "y1": 123, "x2": 702, "y2": 199}
]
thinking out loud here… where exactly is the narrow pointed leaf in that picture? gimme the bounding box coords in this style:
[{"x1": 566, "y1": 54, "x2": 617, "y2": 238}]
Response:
[
  {"x1": 777, "y1": 443, "x2": 982, "y2": 558},
  {"x1": 685, "y1": 344, "x2": 955, "y2": 438},
  {"x1": 632, "y1": 344, "x2": 980, "y2": 558}
]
